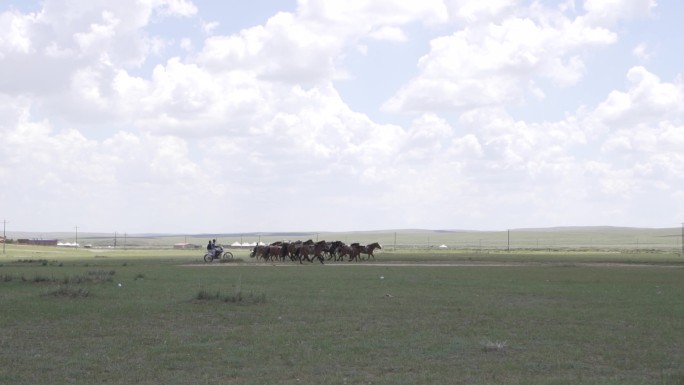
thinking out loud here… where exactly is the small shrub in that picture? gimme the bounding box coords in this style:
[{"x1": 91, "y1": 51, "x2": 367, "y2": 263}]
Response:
[
  {"x1": 194, "y1": 288, "x2": 266, "y2": 305},
  {"x1": 1, "y1": 271, "x2": 117, "y2": 285},
  {"x1": 15, "y1": 259, "x2": 49, "y2": 265},
  {"x1": 85, "y1": 270, "x2": 115, "y2": 283},
  {"x1": 134, "y1": 273, "x2": 146, "y2": 280},
  {"x1": 46, "y1": 286, "x2": 90, "y2": 299},
  {"x1": 64, "y1": 275, "x2": 80, "y2": 284},
  {"x1": 482, "y1": 339, "x2": 507, "y2": 353},
  {"x1": 196, "y1": 288, "x2": 219, "y2": 301},
  {"x1": 33, "y1": 274, "x2": 54, "y2": 283},
  {"x1": 224, "y1": 290, "x2": 266, "y2": 304}
]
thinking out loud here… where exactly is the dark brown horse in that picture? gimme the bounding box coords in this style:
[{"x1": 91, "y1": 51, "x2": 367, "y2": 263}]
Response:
[
  {"x1": 250, "y1": 245, "x2": 269, "y2": 260},
  {"x1": 338, "y1": 244, "x2": 357, "y2": 262},
  {"x1": 326, "y1": 240, "x2": 344, "y2": 261},
  {"x1": 266, "y1": 245, "x2": 282, "y2": 261},
  {"x1": 358, "y1": 242, "x2": 381, "y2": 260},
  {"x1": 350, "y1": 242, "x2": 382, "y2": 261},
  {"x1": 297, "y1": 240, "x2": 325, "y2": 264}
]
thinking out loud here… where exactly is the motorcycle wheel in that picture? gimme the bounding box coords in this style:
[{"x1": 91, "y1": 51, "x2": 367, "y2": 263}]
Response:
[
  {"x1": 222, "y1": 251, "x2": 234, "y2": 260},
  {"x1": 203, "y1": 253, "x2": 213, "y2": 263}
]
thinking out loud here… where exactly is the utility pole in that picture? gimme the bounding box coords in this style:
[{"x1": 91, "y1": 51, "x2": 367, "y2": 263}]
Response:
[
  {"x1": 507, "y1": 229, "x2": 510, "y2": 252},
  {"x1": 114, "y1": 232, "x2": 117, "y2": 248},
  {"x1": 75, "y1": 225, "x2": 78, "y2": 248},
  {"x1": 2, "y1": 219, "x2": 6, "y2": 254}
]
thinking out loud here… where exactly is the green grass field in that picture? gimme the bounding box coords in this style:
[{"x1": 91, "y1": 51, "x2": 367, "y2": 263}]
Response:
[
  {"x1": 8, "y1": 226, "x2": 683, "y2": 252},
  {"x1": 1, "y1": 244, "x2": 684, "y2": 384}
]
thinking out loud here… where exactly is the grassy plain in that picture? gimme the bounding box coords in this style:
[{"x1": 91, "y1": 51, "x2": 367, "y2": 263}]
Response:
[
  {"x1": 10, "y1": 226, "x2": 682, "y2": 252},
  {"x1": 1, "y1": 244, "x2": 684, "y2": 384}
]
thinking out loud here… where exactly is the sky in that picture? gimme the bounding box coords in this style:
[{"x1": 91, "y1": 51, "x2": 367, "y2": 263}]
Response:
[{"x1": 1, "y1": 0, "x2": 683, "y2": 234}]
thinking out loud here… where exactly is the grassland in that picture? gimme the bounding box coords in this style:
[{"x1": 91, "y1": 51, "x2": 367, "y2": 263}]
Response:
[
  {"x1": 9, "y1": 226, "x2": 683, "y2": 252},
  {"x1": 1, "y1": 243, "x2": 684, "y2": 384}
]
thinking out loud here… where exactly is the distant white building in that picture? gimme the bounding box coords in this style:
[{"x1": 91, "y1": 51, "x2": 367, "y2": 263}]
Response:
[
  {"x1": 173, "y1": 243, "x2": 199, "y2": 249},
  {"x1": 57, "y1": 242, "x2": 80, "y2": 248}
]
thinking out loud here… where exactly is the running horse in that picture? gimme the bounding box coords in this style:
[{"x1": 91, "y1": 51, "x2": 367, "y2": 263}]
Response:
[
  {"x1": 356, "y1": 242, "x2": 382, "y2": 261},
  {"x1": 338, "y1": 243, "x2": 357, "y2": 262},
  {"x1": 296, "y1": 240, "x2": 326, "y2": 264},
  {"x1": 250, "y1": 245, "x2": 269, "y2": 260}
]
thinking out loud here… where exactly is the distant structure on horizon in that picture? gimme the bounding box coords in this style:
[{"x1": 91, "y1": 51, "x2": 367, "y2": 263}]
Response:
[
  {"x1": 17, "y1": 239, "x2": 59, "y2": 246},
  {"x1": 173, "y1": 243, "x2": 200, "y2": 249}
]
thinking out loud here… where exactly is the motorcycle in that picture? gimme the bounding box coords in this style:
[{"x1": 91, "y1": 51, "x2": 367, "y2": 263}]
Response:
[{"x1": 203, "y1": 245, "x2": 234, "y2": 262}]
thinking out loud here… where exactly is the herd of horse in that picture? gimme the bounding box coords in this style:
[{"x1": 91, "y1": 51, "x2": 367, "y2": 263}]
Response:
[{"x1": 249, "y1": 240, "x2": 382, "y2": 264}]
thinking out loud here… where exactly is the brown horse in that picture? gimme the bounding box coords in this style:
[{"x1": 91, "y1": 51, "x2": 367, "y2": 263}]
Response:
[
  {"x1": 350, "y1": 242, "x2": 382, "y2": 261},
  {"x1": 250, "y1": 245, "x2": 269, "y2": 260},
  {"x1": 359, "y1": 242, "x2": 382, "y2": 260},
  {"x1": 338, "y1": 244, "x2": 357, "y2": 262},
  {"x1": 297, "y1": 240, "x2": 325, "y2": 264},
  {"x1": 266, "y1": 245, "x2": 282, "y2": 261}
]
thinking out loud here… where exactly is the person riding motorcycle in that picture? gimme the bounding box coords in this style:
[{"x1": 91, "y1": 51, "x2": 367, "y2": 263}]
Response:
[{"x1": 211, "y1": 239, "x2": 221, "y2": 258}]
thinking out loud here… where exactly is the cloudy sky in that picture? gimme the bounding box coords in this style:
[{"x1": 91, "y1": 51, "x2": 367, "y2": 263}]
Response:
[{"x1": 1, "y1": 0, "x2": 682, "y2": 234}]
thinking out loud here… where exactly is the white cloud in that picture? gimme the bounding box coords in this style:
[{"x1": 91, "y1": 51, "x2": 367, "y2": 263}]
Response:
[
  {"x1": 444, "y1": 0, "x2": 514, "y2": 23},
  {"x1": 1, "y1": 0, "x2": 683, "y2": 232},
  {"x1": 298, "y1": 0, "x2": 448, "y2": 26},
  {"x1": 0, "y1": 9, "x2": 35, "y2": 55},
  {"x1": 583, "y1": 0, "x2": 657, "y2": 25},
  {"x1": 593, "y1": 66, "x2": 684, "y2": 127},
  {"x1": 201, "y1": 20, "x2": 219, "y2": 35},
  {"x1": 152, "y1": 0, "x2": 198, "y2": 18},
  {"x1": 632, "y1": 42, "x2": 653, "y2": 61},
  {"x1": 368, "y1": 26, "x2": 407, "y2": 42},
  {"x1": 383, "y1": 4, "x2": 617, "y2": 113}
]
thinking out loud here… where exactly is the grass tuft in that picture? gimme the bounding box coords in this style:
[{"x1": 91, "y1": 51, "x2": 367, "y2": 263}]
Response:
[
  {"x1": 0, "y1": 271, "x2": 116, "y2": 285},
  {"x1": 195, "y1": 288, "x2": 220, "y2": 301},
  {"x1": 218, "y1": 258, "x2": 243, "y2": 264},
  {"x1": 661, "y1": 371, "x2": 684, "y2": 385},
  {"x1": 194, "y1": 284, "x2": 266, "y2": 305},
  {"x1": 223, "y1": 289, "x2": 266, "y2": 304},
  {"x1": 482, "y1": 339, "x2": 507, "y2": 353},
  {"x1": 46, "y1": 286, "x2": 90, "y2": 299},
  {"x1": 86, "y1": 270, "x2": 116, "y2": 283}
]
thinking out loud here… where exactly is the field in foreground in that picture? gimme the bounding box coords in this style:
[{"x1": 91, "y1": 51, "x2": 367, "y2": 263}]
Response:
[{"x1": 1, "y1": 247, "x2": 683, "y2": 384}]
